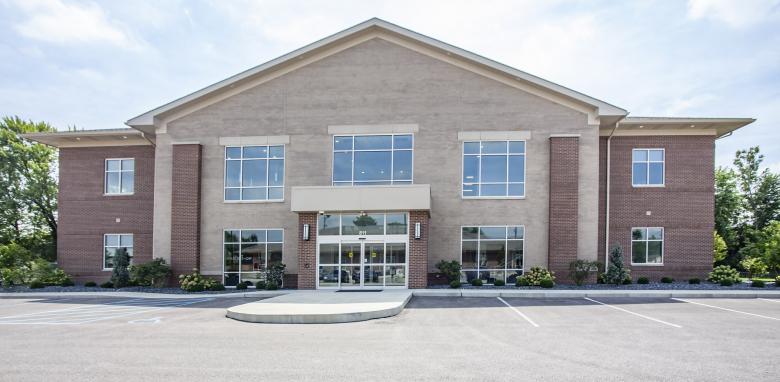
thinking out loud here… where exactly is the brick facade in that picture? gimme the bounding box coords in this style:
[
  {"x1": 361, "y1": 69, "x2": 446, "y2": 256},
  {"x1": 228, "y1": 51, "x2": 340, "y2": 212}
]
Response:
[
  {"x1": 170, "y1": 144, "x2": 202, "y2": 278},
  {"x1": 408, "y1": 210, "x2": 430, "y2": 289},
  {"x1": 599, "y1": 135, "x2": 715, "y2": 281},
  {"x1": 57, "y1": 145, "x2": 154, "y2": 283},
  {"x1": 296, "y1": 213, "x2": 318, "y2": 289},
  {"x1": 548, "y1": 137, "x2": 579, "y2": 283}
]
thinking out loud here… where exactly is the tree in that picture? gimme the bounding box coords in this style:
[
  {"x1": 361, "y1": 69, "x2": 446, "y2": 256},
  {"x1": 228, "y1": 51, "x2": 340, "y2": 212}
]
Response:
[
  {"x1": 604, "y1": 243, "x2": 630, "y2": 285},
  {"x1": 713, "y1": 231, "x2": 727, "y2": 264},
  {"x1": 740, "y1": 257, "x2": 768, "y2": 280},
  {"x1": 110, "y1": 248, "x2": 131, "y2": 288},
  {"x1": 733, "y1": 147, "x2": 780, "y2": 230},
  {"x1": 714, "y1": 168, "x2": 741, "y2": 249}
]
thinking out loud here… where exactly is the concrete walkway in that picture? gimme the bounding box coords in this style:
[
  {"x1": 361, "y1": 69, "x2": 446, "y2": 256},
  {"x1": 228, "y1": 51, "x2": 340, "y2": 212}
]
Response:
[{"x1": 226, "y1": 290, "x2": 413, "y2": 324}]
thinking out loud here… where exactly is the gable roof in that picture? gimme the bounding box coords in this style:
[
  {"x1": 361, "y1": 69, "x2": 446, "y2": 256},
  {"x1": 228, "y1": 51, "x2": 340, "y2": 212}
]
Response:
[{"x1": 126, "y1": 18, "x2": 627, "y2": 134}]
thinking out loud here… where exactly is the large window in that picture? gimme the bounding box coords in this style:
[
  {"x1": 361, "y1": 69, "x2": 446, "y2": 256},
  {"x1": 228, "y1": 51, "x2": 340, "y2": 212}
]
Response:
[
  {"x1": 105, "y1": 158, "x2": 134, "y2": 195},
  {"x1": 332, "y1": 134, "x2": 413, "y2": 186},
  {"x1": 631, "y1": 227, "x2": 663, "y2": 264},
  {"x1": 632, "y1": 149, "x2": 664, "y2": 186},
  {"x1": 318, "y1": 213, "x2": 408, "y2": 236},
  {"x1": 461, "y1": 226, "x2": 524, "y2": 284},
  {"x1": 223, "y1": 229, "x2": 283, "y2": 287},
  {"x1": 104, "y1": 234, "x2": 133, "y2": 269},
  {"x1": 224, "y1": 145, "x2": 284, "y2": 201},
  {"x1": 462, "y1": 141, "x2": 525, "y2": 198}
]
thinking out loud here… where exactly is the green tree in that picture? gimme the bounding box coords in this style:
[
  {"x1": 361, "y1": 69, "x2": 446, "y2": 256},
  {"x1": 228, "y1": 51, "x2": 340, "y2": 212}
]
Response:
[
  {"x1": 110, "y1": 248, "x2": 131, "y2": 288},
  {"x1": 733, "y1": 147, "x2": 780, "y2": 230},
  {"x1": 604, "y1": 243, "x2": 630, "y2": 286},
  {"x1": 740, "y1": 257, "x2": 768, "y2": 280},
  {"x1": 713, "y1": 231, "x2": 728, "y2": 264},
  {"x1": 714, "y1": 168, "x2": 741, "y2": 249}
]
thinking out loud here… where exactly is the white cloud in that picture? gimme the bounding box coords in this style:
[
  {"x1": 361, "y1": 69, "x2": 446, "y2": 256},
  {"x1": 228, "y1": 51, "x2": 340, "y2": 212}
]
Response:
[
  {"x1": 687, "y1": 0, "x2": 780, "y2": 28},
  {"x1": 9, "y1": 0, "x2": 144, "y2": 49}
]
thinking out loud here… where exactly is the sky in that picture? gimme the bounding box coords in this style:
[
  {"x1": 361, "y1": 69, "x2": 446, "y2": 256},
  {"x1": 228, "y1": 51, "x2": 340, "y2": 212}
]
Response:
[{"x1": 1, "y1": 0, "x2": 779, "y2": 169}]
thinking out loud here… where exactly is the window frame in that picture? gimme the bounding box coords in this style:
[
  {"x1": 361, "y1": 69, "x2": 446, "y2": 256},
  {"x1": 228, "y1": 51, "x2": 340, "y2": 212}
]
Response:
[
  {"x1": 631, "y1": 148, "x2": 665, "y2": 187},
  {"x1": 630, "y1": 227, "x2": 664, "y2": 266},
  {"x1": 222, "y1": 228, "x2": 284, "y2": 288},
  {"x1": 103, "y1": 233, "x2": 133, "y2": 270},
  {"x1": 460, "y1": 225, "x2": 525, "y2": 284},
  {"x1": 223, "y1": 145, "x2": 286, "y2": 203},
  {"x1": 331, "y1": 133, "x2": 414, "y2": 186},
  {"x1": 461, "y1": 140, "x2": 526, "y2": 199},
  {"x1": 104, "y1": 158, "x2": 135, "y2": 196}
]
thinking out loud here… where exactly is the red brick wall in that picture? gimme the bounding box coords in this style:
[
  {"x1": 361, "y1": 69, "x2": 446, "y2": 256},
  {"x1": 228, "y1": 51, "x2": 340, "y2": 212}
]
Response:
[
  {"x1": 296, "y1": 213, "x2": 317, "y2": 289},
  {"x1": 408, "y1": 210, "x2": 430, "y2": 288},
  {"x1": 548, "y1": 137, "x2": 579, "y2": 283},
  {"x1": 599, "y1": 135, "x2": 715, "y2": 281},
  {"x1": 57, "y1": 145, "x2": 154, "y2": 283},
  {"x1": 170, "y1": 144, "x2": 202, "y2": 278}
]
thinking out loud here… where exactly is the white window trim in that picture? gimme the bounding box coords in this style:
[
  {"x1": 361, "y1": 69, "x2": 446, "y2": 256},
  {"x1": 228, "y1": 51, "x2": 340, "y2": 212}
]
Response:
[
  {"x1": 460, "y1": 225, "x2": 525, "y2": 284},
  {"x1": 331, "y1": 133, "x2": 414, "y2": 186},
  {"x1": 222, "y1": 228, "x2": 285, "y2": 288},
  {"x1": 104, "y1": 158, "x2": 134, "y2": 196},
  {"x1": 630, "y1": 227, "x2": 664, "y2": 266},
  {"x1": 631, "y1": 148, "x2": 665, "y2": 188},
  {"x1": 461, "y1": 140, "x2": 527, "y2": 199},
  {"x1": 103, "y1": 233, "x2": 133, "y2": 271},
  {"x1": 223, "y1": 145, "x2": 286, "y2": 203}
]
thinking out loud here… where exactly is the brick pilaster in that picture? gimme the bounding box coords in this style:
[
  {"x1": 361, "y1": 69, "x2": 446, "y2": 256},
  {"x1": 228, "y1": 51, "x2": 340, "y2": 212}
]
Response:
[
  {"x1": 170, "y1": 144, "x2": 202, "y2": 279},
  {"x1": 408, "y1": 210, "x2": 429, "y2": 289},
  {"x1": 297, "y1": 213, "x2": 318, "y2": 289},
  {"x1": 548, "y1": 136, "x2": 579, "y2": 283}
]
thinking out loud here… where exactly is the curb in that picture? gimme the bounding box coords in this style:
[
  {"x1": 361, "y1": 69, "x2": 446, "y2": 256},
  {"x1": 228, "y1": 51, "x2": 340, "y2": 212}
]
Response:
[
  {"x1": 411, "y1": 289, "x2": 780, "y2": 299},
  {"x1": 0, "y1": 291, "x2": 288, "y2": 299}
]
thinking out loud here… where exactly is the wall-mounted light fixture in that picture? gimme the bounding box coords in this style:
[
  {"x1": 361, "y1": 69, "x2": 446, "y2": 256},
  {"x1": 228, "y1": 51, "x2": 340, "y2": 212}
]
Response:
[
  {"x1": 414, "y1": 222, "x2": 421, "y2": 239},
  {"x1": 302, "y1": 223, "x2": 310, "y2": 241}
]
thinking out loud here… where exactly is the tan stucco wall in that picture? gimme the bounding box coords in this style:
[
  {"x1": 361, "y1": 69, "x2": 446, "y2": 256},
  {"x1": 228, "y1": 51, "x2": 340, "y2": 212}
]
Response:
[{"x1": 153, "y1": 38, "x2": 599, "y2": 276}]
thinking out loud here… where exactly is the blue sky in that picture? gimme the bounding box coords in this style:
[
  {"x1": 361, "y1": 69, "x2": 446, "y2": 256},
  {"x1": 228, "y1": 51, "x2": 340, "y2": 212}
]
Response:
[{"x1": 1, "y1": 0, "x2": 778, "y2": 169}]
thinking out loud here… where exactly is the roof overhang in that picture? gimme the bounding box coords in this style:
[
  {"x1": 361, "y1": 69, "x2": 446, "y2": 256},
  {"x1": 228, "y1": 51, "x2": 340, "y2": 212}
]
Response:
[
  {"x1": 126, "y1": 18, "x2": 627, "y2": 135},
  {"x1": 291, "y1": 184, "x2": 431, "y2": 212},
  {"x1": 21, "y1": 128, "x2": 152, "y2": 148},
  {"x1": 601, "y1": 117, "x2": 755, "y2": 138}
]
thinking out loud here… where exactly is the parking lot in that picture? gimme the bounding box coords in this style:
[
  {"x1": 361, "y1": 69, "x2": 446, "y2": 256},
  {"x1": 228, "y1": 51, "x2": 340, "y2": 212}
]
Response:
[{"x1": 0, "y1": 295, "x2": 777, "y2": 381}]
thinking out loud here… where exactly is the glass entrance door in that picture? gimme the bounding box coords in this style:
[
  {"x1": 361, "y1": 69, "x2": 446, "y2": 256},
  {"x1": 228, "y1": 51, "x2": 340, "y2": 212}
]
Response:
[{"x1": 318, "y1": 240, "x2": 408, "y2": 289}]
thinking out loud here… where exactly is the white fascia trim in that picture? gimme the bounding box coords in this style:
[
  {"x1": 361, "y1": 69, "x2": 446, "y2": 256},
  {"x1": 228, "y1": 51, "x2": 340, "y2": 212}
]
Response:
[
  {"x1": 458, "y1": 131, "x2": 532, "y2": 141},
  {"x1": 328, "y1": 124, "x2": 419, "y2": 135},
  {"x1": 219, "y1": 135, "x2": 291, "y2": 146}
]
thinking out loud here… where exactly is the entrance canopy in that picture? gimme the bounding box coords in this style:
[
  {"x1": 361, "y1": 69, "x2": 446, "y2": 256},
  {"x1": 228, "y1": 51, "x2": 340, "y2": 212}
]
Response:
[{"x1": 290, "y1": 184, "x2": 431, "y2": 212}]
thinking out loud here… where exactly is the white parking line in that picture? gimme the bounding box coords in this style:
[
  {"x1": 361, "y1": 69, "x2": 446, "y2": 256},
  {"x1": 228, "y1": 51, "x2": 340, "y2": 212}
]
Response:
[
  {"x1": 497, "y1": 297, "x2": 539, "y2": 327},
  {"x1": 758, "y1": 298, "x2": 780, "y2": 304},
  {"x1": 584, "y1": 297, "x2": 682, "y2": 328},
  {"x1": 672, "y1": 298, "x2": 780, "y2": 321}
]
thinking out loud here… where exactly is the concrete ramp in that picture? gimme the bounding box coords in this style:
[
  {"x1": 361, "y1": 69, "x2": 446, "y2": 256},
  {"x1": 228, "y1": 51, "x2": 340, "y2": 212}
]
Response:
[{"x1": 226, "y1": 290, "x2": 412, "y2": 324}]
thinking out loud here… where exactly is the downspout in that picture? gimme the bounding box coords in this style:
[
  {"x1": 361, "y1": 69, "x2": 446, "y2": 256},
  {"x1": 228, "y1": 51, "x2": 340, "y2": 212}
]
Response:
[
  {"x1": 604, "y1": 119, "x2": 622, "y2": 270},
  {"x1": 140, "y1": 131, "x2": 156, "y2": 147}
]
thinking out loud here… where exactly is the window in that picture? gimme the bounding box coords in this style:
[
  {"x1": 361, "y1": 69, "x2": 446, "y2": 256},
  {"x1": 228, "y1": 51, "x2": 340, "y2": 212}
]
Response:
[
  {"x1": 632, "y1": 149, "x2": 664, "y2": 186},
  {"x1": 105, "y1": 159, "x2": 134, "y2": 195},
  {"x1": 461, "y1": 226, "x2": 524, "y2": 284},
  {"x1": 223, "y1": 229, "x2": 283, "y2": 286},
  {"x1": 462, "y1": 141, "x2": 525, "y2": 198},
  {"x1": 317, "y1": 213, "x2": 408, "y2": 236},
  {"x1": 332, "y1": 134, "x2": 413, "y2": 186},
  {"x1": 224, "y1": 145, "x2": 284, "y2": 201},
  {"x1": 104, "y1": 234, "x2": 133, "y2": 269},
  {"x1": 631, "y1": 227, "x2": 663, "y2": 264}
]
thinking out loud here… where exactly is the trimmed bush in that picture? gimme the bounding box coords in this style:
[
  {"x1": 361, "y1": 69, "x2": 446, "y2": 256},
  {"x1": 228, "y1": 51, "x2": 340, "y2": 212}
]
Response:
[
  {"x1": 100, "y1": 281, "x2": 114, "y2": 288},
  {"x1": 254, "y1": 281, "x2": 267, "y2": 290},
  {"x1": 449, "y1": 280, "x2": 461, "y2": 289},
  {"x1": 719, "y1": 279, "x2": 734, "y2": 287},
  {"x1": 178, "y1": 270, "x2": 219, "y2": 292},
  {"x1": 60, "y1": 278, "x2": 75, "y2": 287},
  {"x1": 236, "y1": 281, "x2": 248, "y2": 290},
  {"x1": 471, "y1": 279, "x2": 483, "y2": 287},
  {"x1": 29, "y1": 280, "x2": 45, "y2": 289},
  {"x1": 515, "y1": 276, "x2": 530, "y2": 287},
  {"x1": 110, "y1": 248, "x2": 131, "y2": 288},
  {"x1": 208, "y1": 283, "x2": 225, "y2": 291},
  {"x1": 751, "y1": 280, "x2": 766, "y2": 288},
  {"x1": 84, "y1": 281, "x2": 97, "y2": 287},
  {"x1": 493, "y1": 279, "x2": 506, "y2": 287},
  {"x1": 435, "y1": 260, "x2": 462, "y2": 283},
  {"x1": 637, "y1": 277, "x2": 649, "y2": 284},
  {"x1": 539, "y1": 278, "x2": 555, "y2": 289},
  {"x1": 604, "y1": 243, "x2": 630, "y2": 285},
  {"x1": 708, "y1": 265, "x2": 741, "y2": 285},
  {"x1": 265, "y1": 280, "x2": 279, "y2": 290},
  {"x1": 129, "y1": 258, "x2": 171, "y2": 288},
  {"x1": 660, "y1": 277, "x2": 674, "y2": 284},
  {"x1": 688, "y1": 278, "x2": 701, "y2": 285},
  {"x1": 525, "y1": 267, "x2": 555, "y2": 286},
  {"x1": 622, "y1": 276, "x2": 632, "y2": 285},
  {"x1": 569, "y1": 260, "x2": 601, "y2": 286}
]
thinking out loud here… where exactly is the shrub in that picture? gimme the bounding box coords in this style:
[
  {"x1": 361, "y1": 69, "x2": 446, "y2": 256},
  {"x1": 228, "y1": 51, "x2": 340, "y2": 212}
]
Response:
[
  {"x1": 100, "y1": 281, "x2": 114, "y2": 288},
  {"x1": 435, "y1": 260, "x2": 462, "y2": 283},
  {"x1": 539, "y1": 278, "x2": 555, "y2": 288},
  {"x1": 265, "y1": 263, "x2": 286, "y2": 289},
  {"x1": 525, "y1": 267, "x2": 555, "y2": 286},
  {"x1": 637, "y1": 277, "x2": 649, "y2": 284},
  {"x1": 265, "y1": 280, "x2": 279, "y2": 290},
  {"x1": 569, "y1": 260, "x2": 601, "y2": 286},
  {"x1": 776, "y1": 275, "x2": 780, "y2": 287},
  {"x1": 471, "y1": 279, "x2": 483, "y2": 287},
  {"x1": 688, "y1": 278, "x2": 701, "y2": 284},
  {"x1": 254, "y1": 281, "x2": 267, "y2": 290},
  {"x1": 110, "y1": 248, "x2": 131, "y2": 288},
  {"x1": 493, "y1": 279, "x2": 506, "y2": 287},
  {"x1": 84, "y1": 281, "x2": 97, "y2": 287},
  {"x1": 596, "y1": 273, "x2": 606, "y2": 284},
  {"x1": 708, "y1": 265, "x2": 741, "y2": 284},
  {"x1": 208, "y1": 283, "x2": 226, "y2": 291},
  {"x1": 660, "y1": 277, "x2": 674, "y2": 283},
  {"x1": 29, "y1": 280, "x2": 45, "y2": 289},
  {"x1": 129, "y1": 258, "x2": 171, "y2": 288},
  {"x1": 449, "y1": 280, "x2": 461, "y2": 289},
  {"x1": 719, "y1": 279, "x2": 733, "y2": 287},
  {"x1": 740, "y1": 257, "x2": 768, "y2": 280},
  {"x1": 604, "y1": 243, "x2": 630, "y2": 285},
  {"x1": 751, "y1": 280, "x2": 766, "y2": 288},
  {"x1": 515, "y1": 276, "x2": 530, "y2": 287},
  {"x1": 622, "y1": 276, "x2": 632, "y2": 285},
  {"x1": 236, "y1": 281, "x2": 248, "y2": 290},
  {"x1": 178, "y1": 270, "x2": 219, "y2": 292},
  {"x1": 60, "y1": 278, "x2": 75, "y2": 287}
]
